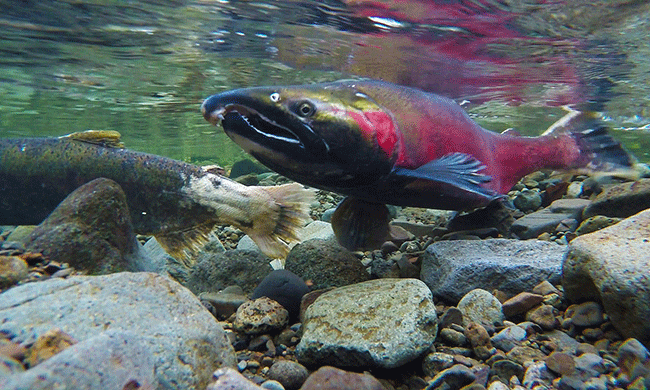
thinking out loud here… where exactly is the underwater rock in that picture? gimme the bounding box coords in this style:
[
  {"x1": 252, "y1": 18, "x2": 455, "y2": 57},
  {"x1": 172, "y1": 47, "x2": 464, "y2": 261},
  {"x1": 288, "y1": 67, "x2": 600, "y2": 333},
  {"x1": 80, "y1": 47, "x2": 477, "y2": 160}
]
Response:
[
  {"x1": 299, "y1": 366, "x2": 385, "y2": 390},
  {"x1": 510, "y1": 198, "x2": 590, "y2": 239},
  {"x1": 513, "y1": 189, "x2": 543, "y2": 212},
  {"x1": 267, "y1": 360, "x2": 309, "y2": 390},
  {"x1": 574, "y1": 215, "x2": 622, "y2": 235},
  {"x1": 425, "y1": 364, "x2": 476, "y2": 389},
  {"x1": 582, "y1": 179, "x2": 650, "y2": 219},
  {"x1": 24, "y1": 178, "x2": 151, "y2": 275},
  {"x1": 24, "y1": 328, "x2": 76, "y2": 368},
  {"x1": 1, "y1": 330, "x2": 155, "y2": 390},
  {"x1": 251, "y1": 269, "x2": 310, "y2": 321},
  {"x1": 525, "y1": 304, "x2": 559, "y2": 330},
  {"x1": 233, "y1": 297, "x2": 289, "y2": 335},
  {"x1": 0, "y1": 272, "x2": 236, "y2": 389},
  {"x1": 285, "y1": 238, "x2": 369, "y2": 290},
  {"x1": 199, "y1": 285, "x2": 248, "y2": 320},
  {"x1": 501, "y1": 292, "x2": 545, "y2": 318},
  {"x1": 300, "y1": 220, "x2": 336, "y2": 241},
  {"x1": 617, "y1": 338, "x2": 650, "y2": 384},
  {"x1": 421, "y1": 238, "x2": 565, "y2": 304},
  {"x1": 207, "y1": 367, "x2": 264, "y2": 390},
  {"x1": 0, "y1": 355, "x2": 25, "y2": 378},
  {"x1": 0, "y1": 256, "x2": 28, "y2": 291},
  {"x1": 457, "y1": 288, "x2": 504, "y2": 327},
  {"x1": 185, "y1": 249, "x2": 272, "y2": 295},
  {"x1": 297, "y1": 278, "x2": 438, "y2": 369},
  {"x1": 563, "y1": 208, "x2": 650, "y2": 346},
  {"x1": 566, "y1": 301, "x2": 605, "y2": 328},
  {"x1": 490, "y1": 325, "x2": 527, "y2": 353},
  {"x1": 3, "y1": 226, "x2": 35, "y2": 244}
]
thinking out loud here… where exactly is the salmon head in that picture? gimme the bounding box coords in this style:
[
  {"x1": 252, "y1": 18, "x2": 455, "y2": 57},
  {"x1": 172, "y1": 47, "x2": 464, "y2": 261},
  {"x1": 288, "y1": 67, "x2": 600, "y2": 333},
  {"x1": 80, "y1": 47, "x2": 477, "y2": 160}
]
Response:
[{"x1": 201, "y1": 80, "x2": 400, "y2": 192}]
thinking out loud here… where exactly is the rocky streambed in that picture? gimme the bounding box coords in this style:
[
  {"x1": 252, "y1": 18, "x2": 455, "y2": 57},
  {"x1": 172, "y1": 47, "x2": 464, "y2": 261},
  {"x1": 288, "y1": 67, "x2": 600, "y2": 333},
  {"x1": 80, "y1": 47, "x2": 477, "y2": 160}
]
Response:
[{"x1": 1, "y1": 171, "x2": 650, "y2": 390}]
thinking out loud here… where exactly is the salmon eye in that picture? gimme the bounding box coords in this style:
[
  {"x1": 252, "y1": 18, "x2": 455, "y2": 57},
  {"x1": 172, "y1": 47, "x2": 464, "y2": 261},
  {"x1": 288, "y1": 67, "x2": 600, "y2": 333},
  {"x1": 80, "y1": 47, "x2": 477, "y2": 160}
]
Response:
[
  {"x1": 269, "y1": 92, "x2": 280, "y2": 102},
  {"x1": 296, "y1": 101, "x2": 315, "y2": 117}
]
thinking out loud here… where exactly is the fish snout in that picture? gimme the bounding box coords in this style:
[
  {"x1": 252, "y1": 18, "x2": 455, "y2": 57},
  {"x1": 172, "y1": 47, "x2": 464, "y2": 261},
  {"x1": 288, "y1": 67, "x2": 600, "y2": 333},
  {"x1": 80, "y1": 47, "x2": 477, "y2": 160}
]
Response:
[{"x1": 200, "y1": 96, "x2": 224, "y2": 125}]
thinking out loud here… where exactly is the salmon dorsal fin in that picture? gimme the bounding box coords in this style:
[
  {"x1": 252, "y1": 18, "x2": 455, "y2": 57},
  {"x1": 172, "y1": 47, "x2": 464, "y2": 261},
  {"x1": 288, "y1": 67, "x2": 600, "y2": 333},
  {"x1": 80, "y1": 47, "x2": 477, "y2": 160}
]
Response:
[
  {"x1": 154, "y1": 220, "x2": 218, "y2": 267},
  {"x1": 61, "y1": 130, "x2": 125, "y2": 148}
]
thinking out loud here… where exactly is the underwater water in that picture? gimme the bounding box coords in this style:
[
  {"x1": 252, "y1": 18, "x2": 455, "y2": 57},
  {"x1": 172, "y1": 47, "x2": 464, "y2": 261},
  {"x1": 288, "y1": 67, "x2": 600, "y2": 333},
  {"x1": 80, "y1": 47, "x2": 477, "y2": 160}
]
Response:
[{"x1": 1, "y1": 0, "x2": 649, "y2": 166}]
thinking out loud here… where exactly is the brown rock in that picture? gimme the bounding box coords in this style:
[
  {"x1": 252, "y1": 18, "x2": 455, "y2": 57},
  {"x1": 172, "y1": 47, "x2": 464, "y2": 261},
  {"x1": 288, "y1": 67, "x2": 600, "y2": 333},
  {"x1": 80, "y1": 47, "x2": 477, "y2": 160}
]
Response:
[
  {"x1": 532, "y1": 280, "x2": 560, "y2": 296},
  {"x1": 440, "y1": 307, "x2": 464, "y2": 329},
  {"x1": 545, "y1": 352, "x2": 575, "y2": 376},
  {"x1": 502, "y1": 292, "x2": 545, "y2": 318},
  {"x1": 0, "y1": 256, "x2": 28, "y2": 290},
  {"x1": 233, "y1": 297, "x2": 289, "y2": 335},
  {"x1": 0, "y1": 339, "x2": 27, "y2": 361},
  {"x1": 506, "y1": 346, "x2": 547, "y2": 365},
  {"x1": 525, "y1": 304, "x2": 558, "y2": 330},
  {"x1": 25, "y1": 178, "x2": 146, "y2": 274},
  {"x1": 300, "y1": 366, "x2": 385, "y2": 390},
  {"x1": 24, "y1": 328, "x2": 76, "y2": 367},
  {"x1": 465, "y1": 322, "x2": 495, "y2": 360},
  {"x1": 267, "y1": 360, "x2": 309, "y2": 390}
]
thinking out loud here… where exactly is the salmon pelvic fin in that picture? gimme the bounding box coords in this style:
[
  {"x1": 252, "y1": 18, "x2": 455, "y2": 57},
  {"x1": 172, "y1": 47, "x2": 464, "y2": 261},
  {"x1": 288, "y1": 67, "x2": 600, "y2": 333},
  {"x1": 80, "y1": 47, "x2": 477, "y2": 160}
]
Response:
[{"x1": 543, "y1": 108, "x2": 641, "y2": 177}]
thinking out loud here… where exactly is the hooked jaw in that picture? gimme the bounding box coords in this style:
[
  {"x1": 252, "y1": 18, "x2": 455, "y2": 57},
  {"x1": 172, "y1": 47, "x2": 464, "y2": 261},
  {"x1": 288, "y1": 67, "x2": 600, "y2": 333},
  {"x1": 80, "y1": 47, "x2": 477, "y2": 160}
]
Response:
[{"x1": 201, "y1": 95, "x2": 303, "y2": 147}]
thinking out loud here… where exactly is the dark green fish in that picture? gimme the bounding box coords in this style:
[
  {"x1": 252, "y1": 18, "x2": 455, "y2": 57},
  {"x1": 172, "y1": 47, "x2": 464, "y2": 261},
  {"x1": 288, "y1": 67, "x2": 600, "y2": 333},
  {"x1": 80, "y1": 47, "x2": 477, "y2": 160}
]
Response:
[{"x1": 0, "y1": 131, "x2": 313, "y2": 260}]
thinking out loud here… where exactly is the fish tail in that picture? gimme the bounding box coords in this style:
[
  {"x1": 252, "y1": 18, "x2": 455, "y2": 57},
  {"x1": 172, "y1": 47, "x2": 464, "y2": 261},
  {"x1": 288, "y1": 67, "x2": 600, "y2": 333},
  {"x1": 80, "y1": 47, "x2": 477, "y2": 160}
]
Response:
[
  {"x1": 543, "y1": 109, "x2": 643, "y2": 178},
  {"x1": 244, "y1": 183, "x2": 315, "y2": 258}
]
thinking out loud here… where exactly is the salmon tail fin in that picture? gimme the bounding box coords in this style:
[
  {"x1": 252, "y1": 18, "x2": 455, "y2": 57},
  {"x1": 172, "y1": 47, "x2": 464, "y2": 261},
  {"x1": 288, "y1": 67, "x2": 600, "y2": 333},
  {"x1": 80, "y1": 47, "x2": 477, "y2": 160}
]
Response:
[
  {"x1": 154, "y1": 220, "x2": 218, "y2": 267},
  {"x1": 543, "y1": 108, "x2": 642, "y2": 179},
  {"x1": 244, "y1": 183, "x2": 315, "y2": 259}
]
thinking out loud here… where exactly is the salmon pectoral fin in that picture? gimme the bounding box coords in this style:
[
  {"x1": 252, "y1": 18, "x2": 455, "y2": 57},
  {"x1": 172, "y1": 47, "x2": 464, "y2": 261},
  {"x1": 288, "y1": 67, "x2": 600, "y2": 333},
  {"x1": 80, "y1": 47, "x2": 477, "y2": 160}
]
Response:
[{"x1": 391, "y1": 152, "x2": 497, "y2": 199}]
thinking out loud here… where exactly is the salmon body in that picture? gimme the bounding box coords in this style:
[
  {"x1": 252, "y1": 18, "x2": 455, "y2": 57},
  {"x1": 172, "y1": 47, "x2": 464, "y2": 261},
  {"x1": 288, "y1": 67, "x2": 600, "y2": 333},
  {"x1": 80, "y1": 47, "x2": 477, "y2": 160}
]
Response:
[
  {"x1": 0, "y1": 131, "x2": 312, "y2": 259},
  {"x1": 202, "y1": 80, "x2": 632, "y2": 211}
]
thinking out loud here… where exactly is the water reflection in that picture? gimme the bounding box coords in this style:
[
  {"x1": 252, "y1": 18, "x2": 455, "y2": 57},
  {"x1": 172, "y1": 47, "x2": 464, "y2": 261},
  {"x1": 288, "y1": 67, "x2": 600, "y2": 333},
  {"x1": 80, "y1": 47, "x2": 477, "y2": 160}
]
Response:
[{"x1": 0, "y1": 0, "x2": 649, "y2": 163}]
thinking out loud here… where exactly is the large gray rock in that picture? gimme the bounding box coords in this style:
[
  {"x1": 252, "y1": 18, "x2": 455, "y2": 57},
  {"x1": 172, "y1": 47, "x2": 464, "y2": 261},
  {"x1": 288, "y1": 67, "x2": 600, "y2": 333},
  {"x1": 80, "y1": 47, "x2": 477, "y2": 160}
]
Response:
[
  {"x1": 297, "y1": 278, "x2": 438, "y2": 369},
  {"x1": 0, "y1": 272, "x2": 236, "y2": 389},
  {"x1": 582, "y1": 179, "x2": 650, "y2": 219},
  {"x1": 421, "y1": 239, "x2": 566, "y2": 304},
  {"x1": 24, "y1": 178, "x2": 151, "y2": 274},
  {"x1": 1, "y1": 330, "x2": 156, "y2": 390},
  {"x1": 563, "y1": 208, "x2": 650, "y2": 347},
  {"x1": 510, "y1": 199, "x2": 590, "y2": 239}
]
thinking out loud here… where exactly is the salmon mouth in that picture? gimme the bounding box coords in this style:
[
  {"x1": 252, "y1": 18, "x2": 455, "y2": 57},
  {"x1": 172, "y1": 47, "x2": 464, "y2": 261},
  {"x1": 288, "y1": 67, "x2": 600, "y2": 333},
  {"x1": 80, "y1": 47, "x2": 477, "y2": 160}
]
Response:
[{"x1": 203, "y1": 103, "x2": 303, "y2": 147}]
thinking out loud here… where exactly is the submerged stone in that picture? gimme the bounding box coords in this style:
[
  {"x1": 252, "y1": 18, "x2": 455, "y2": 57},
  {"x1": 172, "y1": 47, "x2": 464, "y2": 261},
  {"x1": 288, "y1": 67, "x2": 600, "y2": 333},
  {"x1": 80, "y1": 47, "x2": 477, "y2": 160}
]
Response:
[
  {"x1": 24, "y1": 178, "x2": 150, "y2": 274},
  {"x1": 421, "y1": 238, "x2": 565, "y2": 304},
  {"x1": 0, "y1": 272, "x2": 236, "y2": 389},
  {"x1": 297, "y1": 278, "x2": 438, "y2": 369},
  {"x1": 563, "y1": 208, "x2": 650, "y2": 346}
]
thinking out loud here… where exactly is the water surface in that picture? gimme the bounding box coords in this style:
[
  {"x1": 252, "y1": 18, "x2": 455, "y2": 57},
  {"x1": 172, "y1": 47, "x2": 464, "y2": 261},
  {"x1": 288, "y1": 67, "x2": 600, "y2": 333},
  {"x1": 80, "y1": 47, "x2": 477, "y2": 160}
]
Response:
[{"x1": 1, "y1": 0, "x2": 649, "y2": 165}]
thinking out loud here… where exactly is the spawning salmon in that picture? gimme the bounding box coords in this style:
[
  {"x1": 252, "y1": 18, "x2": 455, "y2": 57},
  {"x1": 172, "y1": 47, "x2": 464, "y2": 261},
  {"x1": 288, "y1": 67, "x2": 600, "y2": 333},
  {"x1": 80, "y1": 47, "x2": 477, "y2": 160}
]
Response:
[
  {"x1": 0, "y1": 130, "x2": 313, "y2": 260},
  {"x1": 200, "y1": 80, "x2": 636, "y2": 249}
]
